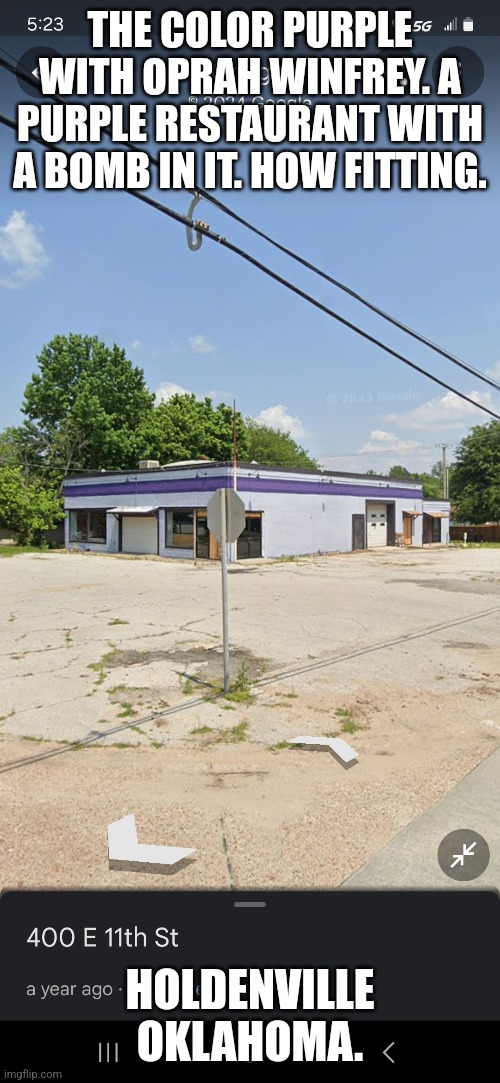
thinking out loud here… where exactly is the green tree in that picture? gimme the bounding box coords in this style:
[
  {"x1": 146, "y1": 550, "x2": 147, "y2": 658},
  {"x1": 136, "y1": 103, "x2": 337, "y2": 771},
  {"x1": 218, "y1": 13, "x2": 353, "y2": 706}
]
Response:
[
  {"x1": 367, "y1": 462, "x2": 445, "y2": 498},
  {"x1": 450, "y1": 421, "x2": 500, "y2": 521},
  {"x1": 0, "y1": 465, "x2": 61, "y2": 545},
  {"x1": 21, "y1": 334, "x2": 155, "y2": 475},
  {"x1": 388, "y1": 464, "x2": 413, "y2": 479},
  {"x1": 245, "y1": 420, "x2": 318, "y2": 469},
  {"x1": 136, "y1": 394, "x2": 249, "y2": 463}
]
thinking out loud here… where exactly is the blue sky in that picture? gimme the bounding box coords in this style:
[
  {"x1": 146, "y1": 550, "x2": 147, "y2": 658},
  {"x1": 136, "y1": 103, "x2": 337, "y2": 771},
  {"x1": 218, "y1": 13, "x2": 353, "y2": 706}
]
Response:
[{"x1": 1, "y1": 32, "x2": 499, "y2": 474}]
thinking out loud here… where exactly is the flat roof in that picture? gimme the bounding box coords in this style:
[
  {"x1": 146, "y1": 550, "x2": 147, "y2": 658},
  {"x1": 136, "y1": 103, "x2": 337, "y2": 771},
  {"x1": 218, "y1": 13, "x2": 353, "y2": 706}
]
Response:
[{"x1": 65, "y1": 460, "x2": 423, "y2": 485}]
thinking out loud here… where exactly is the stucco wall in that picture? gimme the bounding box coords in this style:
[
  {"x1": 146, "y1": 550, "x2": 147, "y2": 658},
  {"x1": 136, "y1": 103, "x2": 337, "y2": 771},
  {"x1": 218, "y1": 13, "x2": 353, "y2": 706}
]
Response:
[{"x1": 64, "y1": 467, "x2": 426, "y2": 558}]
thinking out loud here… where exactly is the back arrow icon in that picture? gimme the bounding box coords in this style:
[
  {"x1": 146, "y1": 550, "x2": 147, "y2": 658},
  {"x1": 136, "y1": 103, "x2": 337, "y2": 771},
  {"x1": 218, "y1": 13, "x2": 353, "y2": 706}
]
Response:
[{"x1": 383, "y1": 1042, "x2": 395, "y2": 1063}]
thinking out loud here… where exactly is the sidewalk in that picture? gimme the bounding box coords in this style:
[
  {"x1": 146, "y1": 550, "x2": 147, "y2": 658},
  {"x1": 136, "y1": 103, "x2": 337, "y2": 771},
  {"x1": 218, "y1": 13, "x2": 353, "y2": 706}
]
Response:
[{"x1": 341, "y1": 746, "x2": 500, "y2": 891}]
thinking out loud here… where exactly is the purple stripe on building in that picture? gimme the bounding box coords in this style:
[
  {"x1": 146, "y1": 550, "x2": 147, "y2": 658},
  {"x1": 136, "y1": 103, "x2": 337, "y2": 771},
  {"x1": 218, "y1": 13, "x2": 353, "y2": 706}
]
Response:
[{"x1": 65, "y1": 476, "x2": 422, "y2": 500}]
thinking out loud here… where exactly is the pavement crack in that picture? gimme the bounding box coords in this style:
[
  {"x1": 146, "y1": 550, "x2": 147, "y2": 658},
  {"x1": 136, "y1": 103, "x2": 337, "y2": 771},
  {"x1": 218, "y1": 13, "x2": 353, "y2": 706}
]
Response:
[{"x1": 219, "y1": 814, "x2": 236, "y2": 890}]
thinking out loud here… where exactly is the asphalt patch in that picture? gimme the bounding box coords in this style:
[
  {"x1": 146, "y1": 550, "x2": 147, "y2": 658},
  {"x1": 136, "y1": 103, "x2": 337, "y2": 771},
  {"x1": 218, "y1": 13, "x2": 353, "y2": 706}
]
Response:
[
  {"x1": 389, "y1": 578, "x2": 500, "y2": 595},
  {"x1": 104, "y1": 645, "x2": 268, "y2": 682}
]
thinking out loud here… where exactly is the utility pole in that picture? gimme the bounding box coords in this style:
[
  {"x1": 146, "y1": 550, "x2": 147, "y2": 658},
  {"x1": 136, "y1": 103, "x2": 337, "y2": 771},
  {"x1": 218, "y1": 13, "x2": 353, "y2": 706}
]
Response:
[{"x1": 439, "y1": 444, "x2": 449, "y2": 499}]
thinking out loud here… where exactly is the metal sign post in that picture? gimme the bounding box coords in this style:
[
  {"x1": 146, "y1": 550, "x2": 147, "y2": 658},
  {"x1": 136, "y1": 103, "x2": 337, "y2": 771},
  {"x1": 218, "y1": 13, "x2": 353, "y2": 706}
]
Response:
[
  {"x1": 207, "y1": 488, "x2": 246, "y2": 693},
  {"x1": 220, "y1": 485, "x2": 230, "y2": 692}
]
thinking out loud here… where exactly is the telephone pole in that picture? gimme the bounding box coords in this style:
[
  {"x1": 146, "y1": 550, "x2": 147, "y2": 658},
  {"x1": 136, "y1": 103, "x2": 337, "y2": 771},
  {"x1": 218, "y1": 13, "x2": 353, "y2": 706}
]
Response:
[{"x1": 438, "y1": 444, "x2": 449, "y2": 499}]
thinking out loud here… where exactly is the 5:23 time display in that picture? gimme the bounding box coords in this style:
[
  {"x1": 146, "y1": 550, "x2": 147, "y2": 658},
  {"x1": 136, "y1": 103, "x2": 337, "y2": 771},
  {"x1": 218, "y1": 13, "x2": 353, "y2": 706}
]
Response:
[{"x1": 28, "y1": 17, "x2": 63, "y2": 32}]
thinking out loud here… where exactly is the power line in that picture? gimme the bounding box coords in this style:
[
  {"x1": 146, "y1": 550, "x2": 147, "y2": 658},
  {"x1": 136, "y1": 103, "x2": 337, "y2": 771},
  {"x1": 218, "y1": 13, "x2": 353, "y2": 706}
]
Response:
[
  {"x1": 2, "y1": 107, "x2": 498, "y2": 423},
  {"x1": 2, "y1": 49, "x2": 500, "y2": 397},
  {"x1": 1, "y1": 88, "x2": 500, "y2": 422}
]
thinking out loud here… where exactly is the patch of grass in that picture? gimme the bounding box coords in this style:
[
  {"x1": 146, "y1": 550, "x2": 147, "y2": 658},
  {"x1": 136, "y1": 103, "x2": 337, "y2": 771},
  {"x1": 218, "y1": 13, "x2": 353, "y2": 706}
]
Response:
[
  {"x1": 275, "y1": 554, "x2": 296, "y2": 562},
  {"x1": 222, "y1": 704, "x2": 236, "y2": 711},
  {"x1": 8, "y1": 613, "x2": 16, "y2": 622},
  {"x1": 116, "y1": 702, "x2": 137, "y2": 719},
  {"x1": 129, "y1": 724, "x2": 143, "y2": 734},
  {"x1": 108, "y1": 618, "x2": 129, "y2": 626},
  {"x1": 182, "y1": 678, "x2": 196, "y2": 695},
  {"x1": 150, "y1": 740, "x2": 164, "y2": 748},
  {"x1": 96, "y1": 718, "x2": 109, "y2": 724},
  {"x1": 449, "y1": 541, "x2": 500, "y2": 548},
  {"x1": 0, "y1": 545, "x2": 41, "y2": 558},
  {"x1": 64, "y1": 629, "x2": 73, "y2": 646},
  {"x1": 0, "y1": 709, "x2": 15, "y2": 721},
  {"x1": 335, "y1": 708, "x2": 359, "y2": 734},
  {"x1": 191, "y1": 725, "x2": 213, "y2": 735},
  {"x1": 281, "y1": 692, "x2": 298, "y2": 699},
  {"x1": 88, "y1": 646, "x2": 120, "y2": 685},
  {"x1": 21, "y1": 735, "x2": 44, "y2": 743},
  {"x1": 112, "y1": 742, "x2": 135, "y2": 749},
  {"x1": 268, "y1": 740, "x2": 295, "y2": 752},
  {"x1": 215, "y1": 721, "x2": 249, "y2": 744},
  {"x1": 224, "y1": 662, "x2": 254, "y2": 704}
]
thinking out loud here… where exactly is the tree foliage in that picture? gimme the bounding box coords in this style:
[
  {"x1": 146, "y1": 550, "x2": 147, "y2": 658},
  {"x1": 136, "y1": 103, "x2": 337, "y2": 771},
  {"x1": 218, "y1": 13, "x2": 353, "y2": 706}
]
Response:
[
  {"x1": 450, "y1": 421, "x2": 500, "y2": 521},
  {"x1": 384, "y1": 463, "x2": 444, "y2": 499},
  {"x1": 245, "y1": 420, "x2": 318, "y2": 469},
  {"x1": 136, "y1": 395, "x2": 249, "y2": 463},
  {"x1": 0, "y1": 465, "x2": 61, "y2": 545},
  {"x1": 21, "y1": 334, "x2": 155, "y2": 473}
]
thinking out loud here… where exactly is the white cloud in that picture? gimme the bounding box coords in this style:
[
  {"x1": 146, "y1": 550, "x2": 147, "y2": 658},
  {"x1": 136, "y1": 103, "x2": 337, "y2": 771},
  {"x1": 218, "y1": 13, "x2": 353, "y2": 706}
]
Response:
[
  {"x1": 129, "y1": 339, "x2": 142, "y2": 351},
  {"x1": 383, "y1": 389, "x2": 494, "y2": 431},
  {"x1": 319, "y1": 430, "x2": 434, "y2": 474},
  {"x1": 155, "y1": 381, "x2": 192, "y2": 403},
  {"x1": 254, "y1": 404, "x2": 306, "y2": 439},
  {"x1": 358, "y1": 429, "x2": 423, "y2": 453},
  {"x1": 0, "y1": 210, "x2": 50, "y2": 288},
  {"x1": 485, "y1": 361, "x2": 500, "y2": 380},
  {"x1": 189, "y1": 334, "x2": 215, "y2": 354}
]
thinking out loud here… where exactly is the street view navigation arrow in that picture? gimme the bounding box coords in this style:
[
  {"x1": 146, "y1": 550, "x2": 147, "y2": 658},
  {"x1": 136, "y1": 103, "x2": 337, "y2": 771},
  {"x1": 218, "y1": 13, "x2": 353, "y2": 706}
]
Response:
[
  {"x1": 108, "y1": 814, "x2": 196, "y2": 871},
  {"x1": 207, "y1": 487, "x2": 246, "y2": 691}
]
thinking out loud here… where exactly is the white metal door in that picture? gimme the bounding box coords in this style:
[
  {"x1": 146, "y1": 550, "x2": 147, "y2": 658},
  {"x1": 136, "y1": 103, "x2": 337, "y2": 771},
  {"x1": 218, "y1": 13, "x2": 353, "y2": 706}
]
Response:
[
  {"x1": 366, "y1": 504, "x2": 387, "y2": 547},
  {"x1": 121, "y1": 516, "x2": 157, "y2": 555}
]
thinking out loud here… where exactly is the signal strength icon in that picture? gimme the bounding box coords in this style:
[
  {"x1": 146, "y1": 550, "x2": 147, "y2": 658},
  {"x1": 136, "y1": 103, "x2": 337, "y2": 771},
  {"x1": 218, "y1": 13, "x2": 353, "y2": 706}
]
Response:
[{"x1": 444, "y1": 17, "x2": 458, "y2": 30}]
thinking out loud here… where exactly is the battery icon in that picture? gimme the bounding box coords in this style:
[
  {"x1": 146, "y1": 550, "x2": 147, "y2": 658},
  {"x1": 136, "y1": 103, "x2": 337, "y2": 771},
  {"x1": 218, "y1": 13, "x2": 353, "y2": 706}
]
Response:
[{"x1": 463, "y1": 17, "x2": 474, "y2": 31}]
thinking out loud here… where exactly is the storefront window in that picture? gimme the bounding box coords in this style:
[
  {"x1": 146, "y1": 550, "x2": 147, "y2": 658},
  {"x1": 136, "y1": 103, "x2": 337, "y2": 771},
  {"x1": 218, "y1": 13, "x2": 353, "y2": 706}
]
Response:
[
  {"x1": 166, "y1": 510, "x2": 194, "y2": 548},
  {"x1": 69, "y1": 510, "x2": 107, "y2": 543}
]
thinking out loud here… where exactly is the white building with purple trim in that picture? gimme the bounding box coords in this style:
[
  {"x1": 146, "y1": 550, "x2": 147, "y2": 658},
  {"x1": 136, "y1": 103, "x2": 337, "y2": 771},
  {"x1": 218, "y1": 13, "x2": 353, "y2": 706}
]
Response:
[{"x1": 63, "y1": 459, "x2": 450, "y2": 560}]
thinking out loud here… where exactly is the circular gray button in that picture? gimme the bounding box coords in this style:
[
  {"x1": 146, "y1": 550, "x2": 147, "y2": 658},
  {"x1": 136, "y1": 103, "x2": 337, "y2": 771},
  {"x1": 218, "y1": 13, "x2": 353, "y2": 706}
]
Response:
[
  {"x1": 16, "y1": 48, "x2": 63, "y2": 99},
  {"x1": 432, "y1": 48, "x2": 484, "y2": 99},
  {"x1": 438, "y1": 829, "x2": 490, "y2": 881}
]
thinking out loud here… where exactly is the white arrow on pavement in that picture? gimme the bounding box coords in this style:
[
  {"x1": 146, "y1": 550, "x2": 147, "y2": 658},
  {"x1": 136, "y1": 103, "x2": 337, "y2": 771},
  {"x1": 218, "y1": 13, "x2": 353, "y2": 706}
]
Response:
[
  {"x1": 288, "y1": 736, "x2": 358, "y2": 765},
  {"x1": 108, "y1": 814, "x2": 196, "y2": 869},
  {"x1": 450, "y1": 841, "x2": 476, "y2": 869}
]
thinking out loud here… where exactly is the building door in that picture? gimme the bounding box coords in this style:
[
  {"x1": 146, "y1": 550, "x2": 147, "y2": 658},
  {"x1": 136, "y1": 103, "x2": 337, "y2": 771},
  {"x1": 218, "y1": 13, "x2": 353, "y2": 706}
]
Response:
[
  {"x1": 352, "y1": 514, "x2": 365, "y2": 550},
  {"x1": 432, "y1": 517, "x2": 442, "y2": 543},
  {"x1": 237, "y1": 514, "x2": 262, "y2": 559},
  {"x1": 403, "y1": 514, "x2": 413, "y2": 545},
  {"x1": 121, "y1": 516, "x2": 158, "y2": 555},
  {"x1": 195, "y1": 514, "x2": 209, "y2": 558},
  {"x1": 366, "y1": 503, "x2": 387, "y2": 547}
]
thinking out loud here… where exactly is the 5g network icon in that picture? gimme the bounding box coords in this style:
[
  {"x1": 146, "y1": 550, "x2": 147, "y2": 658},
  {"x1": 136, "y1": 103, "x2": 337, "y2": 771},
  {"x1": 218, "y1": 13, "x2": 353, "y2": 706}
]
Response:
[{"x1": 412, "y1": 20, "x2": 433, "y2": 32}]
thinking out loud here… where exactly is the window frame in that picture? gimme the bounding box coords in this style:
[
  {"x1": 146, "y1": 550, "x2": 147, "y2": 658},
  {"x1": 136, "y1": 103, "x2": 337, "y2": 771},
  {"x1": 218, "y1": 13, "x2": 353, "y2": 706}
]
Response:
[
  {"x1": 69, "y1": 509, "x2": 107, "y2": 544},
  {"x1": 165, "y1": 508, "x2": 195, "y2": 549}
]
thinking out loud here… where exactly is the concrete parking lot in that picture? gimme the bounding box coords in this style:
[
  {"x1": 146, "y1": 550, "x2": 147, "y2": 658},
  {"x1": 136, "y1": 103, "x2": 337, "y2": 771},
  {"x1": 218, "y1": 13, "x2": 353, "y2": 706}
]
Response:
[{"x1": 0, "y1": 546, "x2": 499, "y2": 890}]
